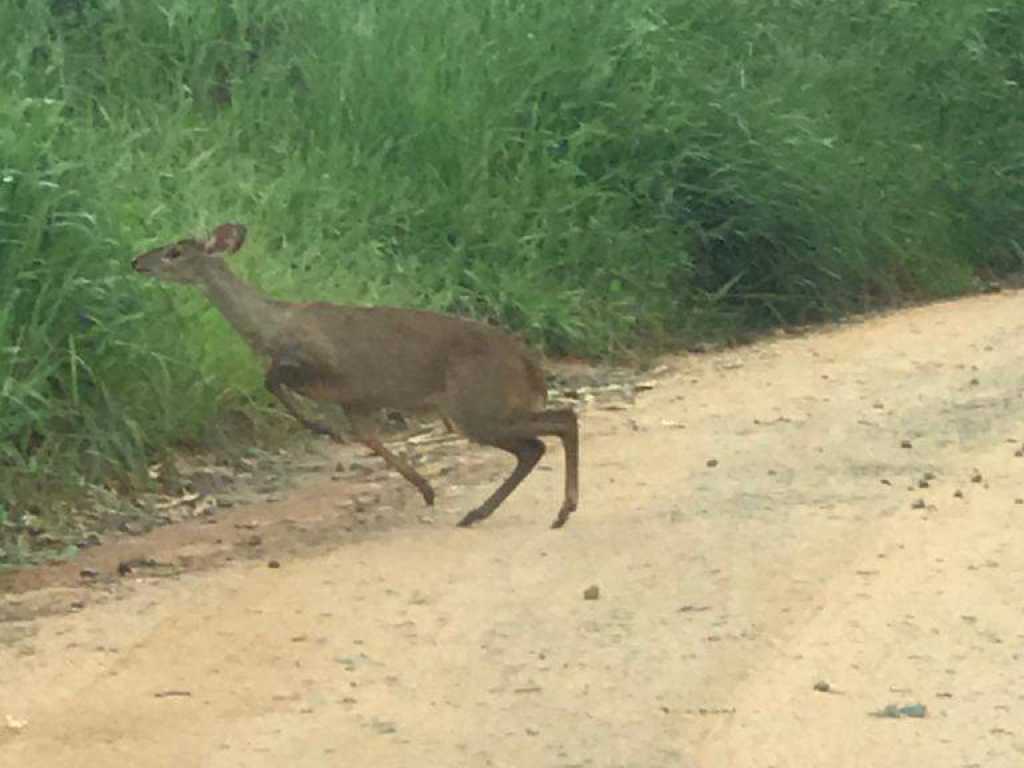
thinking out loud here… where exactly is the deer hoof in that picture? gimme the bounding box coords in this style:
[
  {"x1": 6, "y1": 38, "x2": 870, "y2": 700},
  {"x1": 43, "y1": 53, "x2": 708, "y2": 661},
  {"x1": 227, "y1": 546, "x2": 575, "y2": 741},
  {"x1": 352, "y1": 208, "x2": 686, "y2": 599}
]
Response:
[
  {"x1": 456, "y1": 509, "x2": 483, "y2": 528},
  {"x1": 551, "y1": 501, "x2": 577, "y2": 529}
]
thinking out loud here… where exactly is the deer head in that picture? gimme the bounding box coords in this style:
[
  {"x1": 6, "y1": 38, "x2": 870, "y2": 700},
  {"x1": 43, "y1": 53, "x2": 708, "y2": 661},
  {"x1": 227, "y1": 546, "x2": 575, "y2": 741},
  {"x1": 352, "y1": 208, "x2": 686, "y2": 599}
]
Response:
[{"x1": 132, "y1": 223, "x2": 247, "y2": 284}]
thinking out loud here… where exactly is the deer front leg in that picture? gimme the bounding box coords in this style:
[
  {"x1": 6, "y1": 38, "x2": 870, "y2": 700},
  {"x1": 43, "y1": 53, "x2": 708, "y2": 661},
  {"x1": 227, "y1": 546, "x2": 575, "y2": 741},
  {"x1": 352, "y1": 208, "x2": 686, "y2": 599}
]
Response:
[
  {"x1": 265, "y1": 359, "x2": 343, "y2": 441},
  {"x1": 348, "y1": 411, "x2": 436, "y2": 507}
]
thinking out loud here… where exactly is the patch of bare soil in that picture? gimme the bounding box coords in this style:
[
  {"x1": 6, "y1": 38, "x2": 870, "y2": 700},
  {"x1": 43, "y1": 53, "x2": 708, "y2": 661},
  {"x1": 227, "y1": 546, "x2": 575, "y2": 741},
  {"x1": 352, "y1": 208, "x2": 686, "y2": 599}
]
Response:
[
  {"x1": 3, "y1": 292, "x2": 1024, "y2": 767},
  {"x1": 0, "y1": 361, "x2": 643, "y2": 612}
]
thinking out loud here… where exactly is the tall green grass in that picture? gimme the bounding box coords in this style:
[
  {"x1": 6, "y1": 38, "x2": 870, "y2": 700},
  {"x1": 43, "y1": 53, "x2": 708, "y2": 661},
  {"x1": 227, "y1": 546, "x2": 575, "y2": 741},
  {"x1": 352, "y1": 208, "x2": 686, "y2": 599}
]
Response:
[{"x1": 2, "y1": 0, "x2": 1023, "y2": 559}]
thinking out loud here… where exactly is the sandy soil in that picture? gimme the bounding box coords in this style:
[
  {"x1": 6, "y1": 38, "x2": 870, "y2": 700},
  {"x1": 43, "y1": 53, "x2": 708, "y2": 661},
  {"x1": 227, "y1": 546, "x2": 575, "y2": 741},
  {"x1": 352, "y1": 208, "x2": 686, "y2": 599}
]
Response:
[{"x1": 2, "y1": 291, "x2": 1024, "y2": 767}]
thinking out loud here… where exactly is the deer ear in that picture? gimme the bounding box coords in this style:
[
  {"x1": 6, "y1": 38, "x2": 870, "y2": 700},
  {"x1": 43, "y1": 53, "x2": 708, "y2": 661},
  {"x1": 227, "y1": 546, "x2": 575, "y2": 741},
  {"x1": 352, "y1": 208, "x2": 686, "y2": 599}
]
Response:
[{"x1": 205, "y1": 223, "x2": 247, "y2": 254}]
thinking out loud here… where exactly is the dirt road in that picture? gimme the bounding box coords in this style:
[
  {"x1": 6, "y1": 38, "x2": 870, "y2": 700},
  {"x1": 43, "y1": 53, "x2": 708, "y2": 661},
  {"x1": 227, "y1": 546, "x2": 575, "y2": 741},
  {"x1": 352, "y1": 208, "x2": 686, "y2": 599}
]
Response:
[{"x1": 3, "y1": 291, "x2": 1024, "y2": 767}]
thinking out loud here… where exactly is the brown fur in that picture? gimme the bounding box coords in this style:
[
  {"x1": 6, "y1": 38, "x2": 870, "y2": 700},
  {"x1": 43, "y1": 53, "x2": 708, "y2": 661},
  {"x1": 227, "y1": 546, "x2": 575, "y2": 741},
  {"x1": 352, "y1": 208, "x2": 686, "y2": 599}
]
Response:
[{"x1": 133, "y1": 223, "x2": 579, "y2": 528}]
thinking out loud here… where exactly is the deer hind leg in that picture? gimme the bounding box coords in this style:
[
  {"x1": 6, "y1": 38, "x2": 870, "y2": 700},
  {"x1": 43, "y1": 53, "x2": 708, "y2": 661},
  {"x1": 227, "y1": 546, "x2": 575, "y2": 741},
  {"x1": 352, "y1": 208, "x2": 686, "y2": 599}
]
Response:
[
  {"x1": 456, "y1": 437, "x2": 545, "y2": 528},
  {"x1": 348, "y1": 412, "x2": 436, "y2": 507},
  {"x1": 456, "y1": 408, "x2": 579, "y2": 529},
  {"x1": 532, "y1": 408, "x2": 579, "y2": 528}
]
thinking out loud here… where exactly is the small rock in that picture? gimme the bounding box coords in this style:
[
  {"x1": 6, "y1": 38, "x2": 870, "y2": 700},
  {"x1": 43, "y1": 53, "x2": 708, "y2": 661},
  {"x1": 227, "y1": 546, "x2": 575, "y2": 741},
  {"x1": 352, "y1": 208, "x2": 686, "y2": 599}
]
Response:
[
  {"x1": 870, "y1": 703, "x2": 927, "y2": 719},
  {"x1": 79, "y1": 568, "x2": 100, "y2": 580},
  {"x1": 117, "y1": 557, "x2": 158, "y2": 576},
  {"x1": 970, "y1": 470, "x2": 983, "y2": 483},
  {"x1": 583, "y1": 585, "x2": 600, "y2": 600},
  {"x1": 911, "y1": 498, "x2": 927, "y2": 510},
  {"x1": 813, "y1": 680, "x2": 831, "y2": 693},
  {"x1": 953, "y1": 489, "x2": 964, "y2": 499},
  {"x1": 678, "y1": 604, "x2": 711, "y2": 613},
  {"x1": 706, "y1": 458, "x2": 719, "y2": 468},
  {"x1": 900, "y1": 440, "x2": 913, "y2": 449},
  {"x1": 268, "y1": 560, "x2": 281, "y2": 569},
  {"x1": 153, "y1": 690, "x2": 192, "y2": 699},
  {"x1": 246, "y1": 534, "x2": 263, "y2": 547},
  {"x1": 372, "y1": 720, "x2": 397, "y2": 735}
]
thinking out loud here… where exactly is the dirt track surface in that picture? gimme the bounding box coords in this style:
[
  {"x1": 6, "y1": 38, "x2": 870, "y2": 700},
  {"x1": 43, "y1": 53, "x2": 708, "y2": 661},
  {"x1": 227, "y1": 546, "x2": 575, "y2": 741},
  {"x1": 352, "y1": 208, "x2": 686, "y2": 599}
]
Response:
[{"x1": 3, "y1": 292, "x2": 1024, "y2": 767}]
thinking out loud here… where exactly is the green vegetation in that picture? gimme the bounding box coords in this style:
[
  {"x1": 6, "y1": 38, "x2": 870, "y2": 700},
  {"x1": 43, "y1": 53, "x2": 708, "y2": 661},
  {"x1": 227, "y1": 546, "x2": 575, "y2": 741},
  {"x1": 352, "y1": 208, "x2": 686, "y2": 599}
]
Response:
[{"x1": 2, "y1": 0, "x2": 1022, "y2": 562}]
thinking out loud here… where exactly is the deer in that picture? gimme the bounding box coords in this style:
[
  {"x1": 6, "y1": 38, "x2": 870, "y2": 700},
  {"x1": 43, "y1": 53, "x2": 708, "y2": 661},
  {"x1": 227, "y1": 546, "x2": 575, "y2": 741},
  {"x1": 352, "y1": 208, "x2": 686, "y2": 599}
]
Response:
[{"x1": 132, "y1": 223, "x2": 579, "y2": 528}]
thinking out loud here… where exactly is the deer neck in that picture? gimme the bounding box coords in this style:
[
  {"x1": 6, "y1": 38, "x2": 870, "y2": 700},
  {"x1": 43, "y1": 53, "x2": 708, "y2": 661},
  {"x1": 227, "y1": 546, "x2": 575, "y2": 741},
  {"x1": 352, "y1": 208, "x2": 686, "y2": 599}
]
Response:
[{"x1": 197, "y1": 260, "x2": 291, "y2": 357}]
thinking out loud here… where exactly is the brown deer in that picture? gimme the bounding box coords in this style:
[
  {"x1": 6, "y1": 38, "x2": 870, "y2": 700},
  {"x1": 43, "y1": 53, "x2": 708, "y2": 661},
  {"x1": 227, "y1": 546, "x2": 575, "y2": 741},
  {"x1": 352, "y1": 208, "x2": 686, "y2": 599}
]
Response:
[{"x1": 132, "y1": 223, "x2": 579, "y2": 528}]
